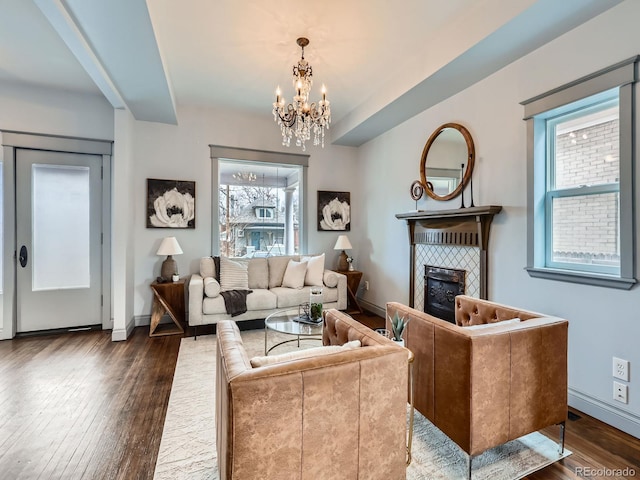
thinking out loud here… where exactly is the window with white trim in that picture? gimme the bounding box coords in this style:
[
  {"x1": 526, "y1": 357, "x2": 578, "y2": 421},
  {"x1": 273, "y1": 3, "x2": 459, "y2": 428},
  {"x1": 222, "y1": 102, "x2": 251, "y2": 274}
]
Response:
[
  {"x1": 255, "y1": 207, "x2": 274, "y2": 219},
  {"x1": 522, "y1": 57, "x2": 637, "y2": 289},
  {"x1": 546, "y1": 93, "x2": 619, "y2": 274}
]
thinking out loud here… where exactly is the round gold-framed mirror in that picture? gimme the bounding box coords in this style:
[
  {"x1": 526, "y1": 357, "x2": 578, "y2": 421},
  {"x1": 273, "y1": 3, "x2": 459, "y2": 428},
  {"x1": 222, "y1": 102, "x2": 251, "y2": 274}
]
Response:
[{"x1": 419, "y1": 123, "x2": 475, "y2": 201}]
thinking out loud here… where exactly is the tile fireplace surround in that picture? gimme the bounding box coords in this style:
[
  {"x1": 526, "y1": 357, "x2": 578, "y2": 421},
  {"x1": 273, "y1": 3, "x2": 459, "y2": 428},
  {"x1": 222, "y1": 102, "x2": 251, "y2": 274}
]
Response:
[{"x1": 396, "y1": 205, "x2": 502, "y2": 310}]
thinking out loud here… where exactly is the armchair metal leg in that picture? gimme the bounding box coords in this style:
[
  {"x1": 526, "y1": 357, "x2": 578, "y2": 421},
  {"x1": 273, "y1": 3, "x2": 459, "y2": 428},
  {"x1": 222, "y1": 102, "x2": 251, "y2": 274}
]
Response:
[
  {"x1": 407, "y1": 359, "x2": 415, "y2": 466},
  {"x1": 467, "y1": 454, "x2": 472, "y2": 480},
  {"x1": 558, "y1": 421, "x2": 566, "y2": 455}
]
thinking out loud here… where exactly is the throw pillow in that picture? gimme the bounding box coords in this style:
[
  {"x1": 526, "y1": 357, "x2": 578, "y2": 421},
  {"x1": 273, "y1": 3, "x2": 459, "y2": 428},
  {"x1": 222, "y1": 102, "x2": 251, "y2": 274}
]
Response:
[
  {"x1": 219, "y1": 256, "x2": 249, "y2": 291},
  {"x1": 250, "y1": 340, "x2": 361, "y2": 368},
  {"x1": 301, "y1": 253, "x2": 325, "y2": 286},
  {"x1": 463, "y1": 318, "x2": 521, "y2": 330},
  {"x1": 323, "y1": 271, "x2": 339, "y2": 288},
  {"x1": 267, "y1": 256, "x2": 293, "y2": 288},
  {"x1": 203, "y1": 277, "x2": 221, "y2": 298},
  {"x1": 281, "y1": 260, "x2": 308, "y2": 289},
  {"x1": 200, "y1": 257, "x2": 216, "y2": 279}
]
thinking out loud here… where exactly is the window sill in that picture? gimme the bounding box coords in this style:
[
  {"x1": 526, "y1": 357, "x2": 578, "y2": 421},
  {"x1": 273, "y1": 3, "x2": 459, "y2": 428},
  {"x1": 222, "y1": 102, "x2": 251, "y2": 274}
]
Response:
[{"x1": 525, "y1": 267, "x2": 636, "y2": 290}]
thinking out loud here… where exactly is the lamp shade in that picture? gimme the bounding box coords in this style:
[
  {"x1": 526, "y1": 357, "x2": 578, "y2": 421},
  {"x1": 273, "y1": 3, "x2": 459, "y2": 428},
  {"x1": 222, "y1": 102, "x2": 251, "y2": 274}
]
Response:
[
  {"x1": 157, "y1": 236, "x2": 183, "y2": 256},
  {"x1": 334, "y1": 235, "x2": 352, "y2": 251}
]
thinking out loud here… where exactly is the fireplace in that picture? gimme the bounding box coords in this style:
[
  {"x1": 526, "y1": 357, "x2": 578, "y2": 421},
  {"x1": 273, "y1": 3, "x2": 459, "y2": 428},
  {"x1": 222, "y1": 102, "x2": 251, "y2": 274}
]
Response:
[
  {"x1": 396, "y1": 206, "x2": 502, "y2": 310},
  {"x1": 424, "y1": 266, "x2": 465, "y2": 324}
]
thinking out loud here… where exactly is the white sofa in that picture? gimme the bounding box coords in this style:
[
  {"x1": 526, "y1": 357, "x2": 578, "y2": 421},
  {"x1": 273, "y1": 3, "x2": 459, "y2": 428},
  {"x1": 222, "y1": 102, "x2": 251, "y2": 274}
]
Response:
[{"x1": 188, "y1": 255, "x2": 347, "y2": 330}]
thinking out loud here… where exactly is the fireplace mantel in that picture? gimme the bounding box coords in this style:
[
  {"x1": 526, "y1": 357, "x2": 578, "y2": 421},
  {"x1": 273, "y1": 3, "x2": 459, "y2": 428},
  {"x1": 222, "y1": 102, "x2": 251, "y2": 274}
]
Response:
[{"x1": 396, "y1": 205, "x2": 502, "y2": 306}]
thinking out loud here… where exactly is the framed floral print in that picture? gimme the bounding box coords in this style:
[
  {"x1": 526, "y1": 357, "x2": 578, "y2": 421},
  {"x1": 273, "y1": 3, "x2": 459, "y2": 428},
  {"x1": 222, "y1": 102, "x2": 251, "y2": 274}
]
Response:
[
  {"x1": 317, "y1": 190, "x2": 350, "y2": 231},
  {"x1": 147, "y1": 178, "x2": 196, "y2": 228}
]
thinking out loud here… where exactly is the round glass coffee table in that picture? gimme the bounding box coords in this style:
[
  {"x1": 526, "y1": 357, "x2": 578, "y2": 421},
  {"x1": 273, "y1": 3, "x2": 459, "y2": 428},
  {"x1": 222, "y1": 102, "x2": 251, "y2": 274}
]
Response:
[{"x1": 264, "y1": 307, "x2": 323, "y2": 355}]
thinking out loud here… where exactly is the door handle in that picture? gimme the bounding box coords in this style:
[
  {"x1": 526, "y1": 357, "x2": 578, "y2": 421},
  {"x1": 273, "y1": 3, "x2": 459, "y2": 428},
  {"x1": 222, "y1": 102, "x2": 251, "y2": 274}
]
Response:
[{"x1": 19, "y1": 245, "x2": 28, "y2": 268}]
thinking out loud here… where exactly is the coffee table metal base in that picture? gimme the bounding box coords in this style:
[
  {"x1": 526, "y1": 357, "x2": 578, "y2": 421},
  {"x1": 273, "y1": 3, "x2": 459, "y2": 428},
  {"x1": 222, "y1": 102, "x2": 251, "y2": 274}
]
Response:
[{"x1": 264, "y1": 308, "x2": 323, "y2": 355}]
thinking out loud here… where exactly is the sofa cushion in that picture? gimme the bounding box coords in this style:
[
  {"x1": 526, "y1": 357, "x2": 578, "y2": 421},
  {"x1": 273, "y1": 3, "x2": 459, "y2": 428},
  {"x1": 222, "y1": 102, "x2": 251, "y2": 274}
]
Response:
[
  {"x1": 249, "y1": 340, "x2": 362, "y2": 367},
  {"x1": 282, "y1": 260, "x2": 308, "y2": 289},
  {"x1": 248, "y1": 258, "x2": 269, "y2": 289},
  {"x1": 271, "y1": 285, "x2": 339, "y2": 308},
  {"x1": 301, "y1": 253, "x2": 325, "y2": 286},
  {"x1": 200, "y1": 257, "x2": 217, "y2": 279},
  {"x1": 268, "y1": 256, "x2": 297, "y2": 288},
  {"x1": 203, "y1": 289, "x2": 277, "y2": 315},
  {"x1": 271, "y1": 286, "x2": 311, "y2": 308},
  {"x1": 204, "y1": 277, "x2": 221, "y2": 298},
  {"x1": 220, "y1": 256, "x2": 249, "y2": 291}
]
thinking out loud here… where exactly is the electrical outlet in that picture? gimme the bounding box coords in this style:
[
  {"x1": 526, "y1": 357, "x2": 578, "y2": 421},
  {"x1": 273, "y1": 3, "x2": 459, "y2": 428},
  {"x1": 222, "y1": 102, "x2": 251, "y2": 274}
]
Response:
[
  {"x1": 613, "y1": 381, "x2": 628, "y2": 404},
  {"x1": 364, "y1": 281, "x2": 370, "y2": 291},
  {"x1": 613, "y1": 357, "x2": 630, "y2": 381}
]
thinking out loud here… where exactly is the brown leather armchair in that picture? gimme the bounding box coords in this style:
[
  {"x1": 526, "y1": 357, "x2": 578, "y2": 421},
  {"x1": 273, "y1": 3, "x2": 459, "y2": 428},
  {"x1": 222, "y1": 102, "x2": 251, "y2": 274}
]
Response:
[
  {"x1": 387, "y1": 296, "x2": 568, "y2": 461},
  {"x1": 216, "y1": 309, "x2": 410, "y2": 480}
]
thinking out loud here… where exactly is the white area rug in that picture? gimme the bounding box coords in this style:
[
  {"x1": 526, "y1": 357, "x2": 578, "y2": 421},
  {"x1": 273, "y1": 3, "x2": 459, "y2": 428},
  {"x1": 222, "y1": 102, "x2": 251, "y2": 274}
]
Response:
[{"x1": 154, "y1": 330, "x2": 570, "y2": 480}]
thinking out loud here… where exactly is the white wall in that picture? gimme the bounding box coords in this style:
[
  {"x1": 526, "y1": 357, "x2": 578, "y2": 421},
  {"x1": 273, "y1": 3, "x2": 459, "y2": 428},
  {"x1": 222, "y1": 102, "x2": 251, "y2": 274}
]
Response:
[
  {"x1": 355, "y1": 0, "x2": 640, "y2": 437},
  {"x1": 130, "y1": 105, "x2": 358, "y2": 318},
  {"x1": 112, "y1": 108, "x2": 136, "y2": 340},
  {"x1": 0, "y1": 82, "x2": 114, "y2": 139}
]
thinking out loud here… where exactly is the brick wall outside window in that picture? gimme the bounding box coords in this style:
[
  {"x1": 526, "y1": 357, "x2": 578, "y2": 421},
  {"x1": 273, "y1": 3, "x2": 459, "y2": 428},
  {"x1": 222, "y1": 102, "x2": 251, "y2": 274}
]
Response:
[{"x1": 552, "y1": 120, "x2": 619, "y2": 265}]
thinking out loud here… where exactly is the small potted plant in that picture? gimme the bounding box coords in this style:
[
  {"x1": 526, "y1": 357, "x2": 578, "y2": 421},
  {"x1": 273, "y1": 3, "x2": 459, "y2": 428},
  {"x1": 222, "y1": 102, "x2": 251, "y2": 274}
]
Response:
[{"x1": 388, "y1": 312, "x2": 410, "y2": 347}]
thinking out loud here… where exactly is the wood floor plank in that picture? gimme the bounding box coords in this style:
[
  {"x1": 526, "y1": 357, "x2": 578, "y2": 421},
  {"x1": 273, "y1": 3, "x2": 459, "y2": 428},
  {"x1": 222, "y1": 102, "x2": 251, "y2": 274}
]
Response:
[{"x1": 0, "y1": 317, "x2": 639, "y2": 479}]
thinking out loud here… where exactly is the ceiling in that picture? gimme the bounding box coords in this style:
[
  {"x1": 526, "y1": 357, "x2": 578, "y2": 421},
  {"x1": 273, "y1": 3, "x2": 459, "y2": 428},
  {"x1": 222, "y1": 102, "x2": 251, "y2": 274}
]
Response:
[{"x1": 0, "y1": 0, "x2": 624, "y2": 146}]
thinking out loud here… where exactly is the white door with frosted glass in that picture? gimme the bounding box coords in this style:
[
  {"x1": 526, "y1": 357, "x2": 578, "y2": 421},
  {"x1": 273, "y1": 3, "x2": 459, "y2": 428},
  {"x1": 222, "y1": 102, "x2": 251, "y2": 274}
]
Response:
[{"x1": 15, "y1": 149, "x2": 102, "y2": 332}]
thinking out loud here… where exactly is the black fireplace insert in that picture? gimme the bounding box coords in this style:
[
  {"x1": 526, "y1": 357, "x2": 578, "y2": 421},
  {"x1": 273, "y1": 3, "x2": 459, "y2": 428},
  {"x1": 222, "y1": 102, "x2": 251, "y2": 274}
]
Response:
[{"x1": 424, "y1": 266, "x2": 466, "y2": 323}]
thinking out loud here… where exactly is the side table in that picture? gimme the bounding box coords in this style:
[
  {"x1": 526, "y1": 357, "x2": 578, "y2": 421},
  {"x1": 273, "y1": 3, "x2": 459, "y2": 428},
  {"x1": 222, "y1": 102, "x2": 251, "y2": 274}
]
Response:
[
  {"x1": 150, "y1": 280, "x2": 185, "y2": 337},
  {"x1": 336, "y1": 270, "x2": 363, "y2": 314}
]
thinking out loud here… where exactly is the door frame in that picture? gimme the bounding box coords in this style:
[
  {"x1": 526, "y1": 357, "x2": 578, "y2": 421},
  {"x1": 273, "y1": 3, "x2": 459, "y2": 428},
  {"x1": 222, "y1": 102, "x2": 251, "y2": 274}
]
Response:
[{"x1": 1, "y1": 131, "x2": 112, "y2": 339}]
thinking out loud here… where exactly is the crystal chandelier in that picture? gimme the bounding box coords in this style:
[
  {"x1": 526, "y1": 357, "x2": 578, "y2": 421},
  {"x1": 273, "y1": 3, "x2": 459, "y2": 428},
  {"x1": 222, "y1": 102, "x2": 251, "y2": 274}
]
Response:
[
  {"x1": 273, "y1": 37, "x2": 331, "y2": 151},
  {"x1": 232, "y1": 171, "x2": 257, "y2": 182}
]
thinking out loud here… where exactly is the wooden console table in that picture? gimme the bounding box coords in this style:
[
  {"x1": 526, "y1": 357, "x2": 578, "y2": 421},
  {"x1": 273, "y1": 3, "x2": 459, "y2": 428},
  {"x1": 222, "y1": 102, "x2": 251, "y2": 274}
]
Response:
[
  {"x1": 336, "y1": 270, "x2": 363, "y2": 315},
  {"x1": 150, "y1": 280, "x2": 185, "y2": 337}
]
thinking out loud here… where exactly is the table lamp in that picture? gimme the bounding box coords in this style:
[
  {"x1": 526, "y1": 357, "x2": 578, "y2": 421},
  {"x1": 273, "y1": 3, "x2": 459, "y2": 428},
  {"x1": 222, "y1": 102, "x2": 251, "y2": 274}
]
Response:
[
  {"x1": 334, "y1": 234, "x2": 352, "y2": 271},
  {"x1": 157, "y1": 236, "x2": 183, "y2": 280}
]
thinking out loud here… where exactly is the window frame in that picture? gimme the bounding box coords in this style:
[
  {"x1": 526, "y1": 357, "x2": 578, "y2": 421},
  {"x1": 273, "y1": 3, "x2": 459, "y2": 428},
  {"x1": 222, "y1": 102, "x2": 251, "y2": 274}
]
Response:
[
  {"x1": 209, "y1": 145, "x2": 309, "y2": 257},
  {"x1": 255, "y1": 207, "x2": 274, "y2": 219},
  {"x1": 521, "y1": 57, "x2": 638, "y2": 289}
]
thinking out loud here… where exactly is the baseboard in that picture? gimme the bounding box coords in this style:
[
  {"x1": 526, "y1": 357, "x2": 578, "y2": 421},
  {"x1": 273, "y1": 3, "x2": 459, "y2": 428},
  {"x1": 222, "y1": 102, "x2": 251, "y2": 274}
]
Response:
[
  {"x1": 569, "y1": 388, "x2": 640, "y2": 439},
  {"x1": 357, "y1": 298, "x2": 385, "y2": 318},
  {"x1": 112, "y1": 315, "x2": 136, "y2": 342},
  {"x1": 135, "y1": 309, "x2": 190, "y2": 327},
  {"x1": 135, "y1": 314, "x2": 151, "y2": 326}
]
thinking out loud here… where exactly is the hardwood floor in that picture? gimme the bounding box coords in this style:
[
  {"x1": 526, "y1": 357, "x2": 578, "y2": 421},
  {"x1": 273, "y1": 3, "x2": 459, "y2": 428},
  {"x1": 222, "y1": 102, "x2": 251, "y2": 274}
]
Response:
[
  {"x1": 0, "y1": 328, "x2": 181, "y2": 480},
  {"x1": 0, "y1": 314, "x2": 638, "y2": 479}
]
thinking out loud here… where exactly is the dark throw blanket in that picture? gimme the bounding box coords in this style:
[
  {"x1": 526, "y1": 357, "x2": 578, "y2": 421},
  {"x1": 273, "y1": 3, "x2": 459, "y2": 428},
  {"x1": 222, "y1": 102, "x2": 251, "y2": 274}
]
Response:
[
  {"x1": 220, "y1": 289, "x2": 253, "y2": 317},
  {"x1": 212, "y1": 256, "x2": 221, "y2": 281}
]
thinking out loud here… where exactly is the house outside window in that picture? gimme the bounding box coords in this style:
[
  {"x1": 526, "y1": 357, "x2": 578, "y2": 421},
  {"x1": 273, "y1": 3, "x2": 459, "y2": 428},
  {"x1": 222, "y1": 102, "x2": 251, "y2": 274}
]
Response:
[
  {"x1": 522, "y1": 57, "x2": 637, "y2": 289},
  {"x1": 216, "y1": 158, "x2": 303, "y2": 258}
]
